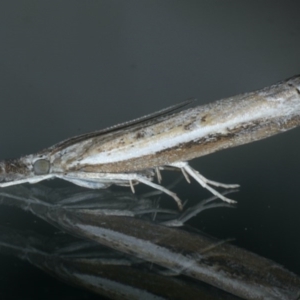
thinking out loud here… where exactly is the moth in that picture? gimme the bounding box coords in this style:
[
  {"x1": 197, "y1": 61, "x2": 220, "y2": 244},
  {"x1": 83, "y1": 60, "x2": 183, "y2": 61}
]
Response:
[{"x1": 1, "y1": 75, "x2": 300, "y2": 209}]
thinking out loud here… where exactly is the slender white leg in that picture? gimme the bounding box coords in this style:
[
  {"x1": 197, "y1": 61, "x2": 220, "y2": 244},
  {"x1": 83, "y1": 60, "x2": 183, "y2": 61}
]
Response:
[
  {"x1": 0, "y1": 174, "x2": 54, "y2": 187},
  {"x1": 155, "y1": 167, "x2": 162, "y2": 183},
  {"x1": 169, "y1": 162, "x2": 239, "y2": 204},
  {"x1": 57, "y1": 171, "x2": 183, "y2": 209},
  {"x1": 136, "y1": 176, "x2": 183, "y2": 210},
  {"x1": 57, "y1": 176, "x2": 111, "y2": 189},
  {"x1": 181, "y1": 167, "x2": 191, "y2": 183},
  {"x1": 129, "y1": 180, "x2": 135, "y2": 193}
]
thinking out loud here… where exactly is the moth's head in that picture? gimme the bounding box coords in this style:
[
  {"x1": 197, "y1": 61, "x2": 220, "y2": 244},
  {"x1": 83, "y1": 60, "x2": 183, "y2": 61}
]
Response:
[{"x1": 0, "y1": 156, "x2": 51, "y2": 187}]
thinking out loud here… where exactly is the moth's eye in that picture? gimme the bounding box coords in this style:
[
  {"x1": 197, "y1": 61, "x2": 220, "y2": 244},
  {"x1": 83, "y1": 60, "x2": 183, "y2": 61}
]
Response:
[{"x1": 33, "y1": 159, "x2": 50, "y2": 175}]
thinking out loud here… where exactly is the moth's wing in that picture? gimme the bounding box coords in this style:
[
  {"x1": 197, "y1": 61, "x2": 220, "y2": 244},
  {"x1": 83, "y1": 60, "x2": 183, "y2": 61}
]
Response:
[
  {"x1": 91, "y1": 98, "x2": 196, "y2": 135},
  {"x1": 47, "y1": 98, "x2": 196, "y2": 153}
]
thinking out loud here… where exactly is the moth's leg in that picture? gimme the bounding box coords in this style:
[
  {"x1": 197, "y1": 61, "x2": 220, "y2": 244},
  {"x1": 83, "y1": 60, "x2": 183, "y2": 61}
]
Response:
[
  {"x1": 136, "y1": 176, "x2": 183, "y2": 210},
  {"x1": 0, "y1": 174, "x2": 54, "y2": 187},
  {"x1": 129, "y1": 180, "x2": 135, "y2": 193},
  {"x1": 180, "y1": 167, "x2": 191, "y2": 183},
  {"x1": 155, "y1": 167, "x2": 162, "y2": 183},
  {"x1": 169, "y1": 162, "x2": 239, "y2": 204},
  {"x1": 27, "y1": 174, "x2": 54, "y2": 184},
  {"x1": 57, "y1": 172, "x2": 183, "y2": 209},
  {"x1": 170, "y1": 162, "x2": 239, "y2": 188},
  {"x1": 56, "y1": 175, "x2": 111, "y2": 189},
  {"x1": 0, "y1": 179, "x2": 32, "y2": 187}
]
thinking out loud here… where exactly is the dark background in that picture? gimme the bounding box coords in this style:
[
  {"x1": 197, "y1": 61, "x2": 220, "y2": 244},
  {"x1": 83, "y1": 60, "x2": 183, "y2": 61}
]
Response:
[{"x1": 0, "y1": 1, "x2": 300, "y2": 299}]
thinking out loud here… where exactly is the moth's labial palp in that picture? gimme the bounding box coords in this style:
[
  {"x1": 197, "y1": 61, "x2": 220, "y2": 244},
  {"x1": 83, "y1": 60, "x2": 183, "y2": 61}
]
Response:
[{"x1": 33, "y1": 159, "x2": 50, "y2": 175}]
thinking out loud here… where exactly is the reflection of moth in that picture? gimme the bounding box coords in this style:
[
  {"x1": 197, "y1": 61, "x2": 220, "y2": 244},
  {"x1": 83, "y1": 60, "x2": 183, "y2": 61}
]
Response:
[{"x1": 1, "y1": 75, "x2": 300, "y2": 209}]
